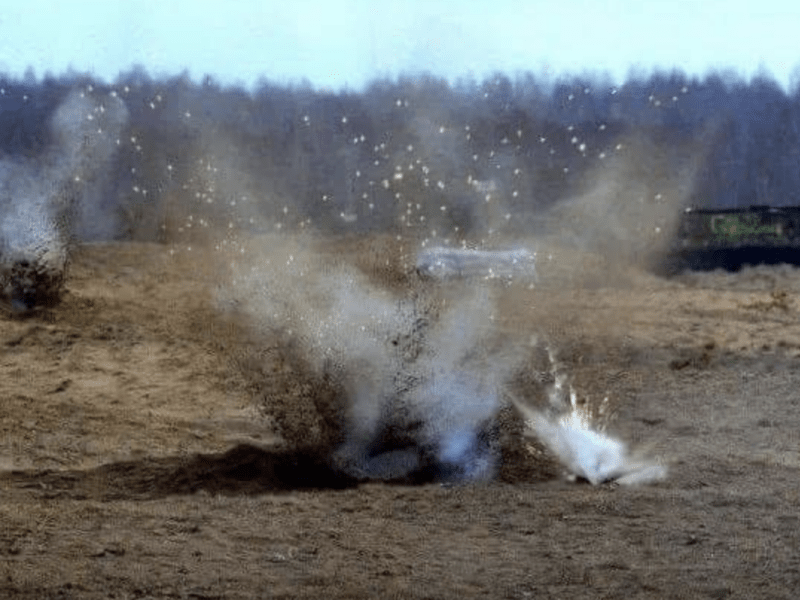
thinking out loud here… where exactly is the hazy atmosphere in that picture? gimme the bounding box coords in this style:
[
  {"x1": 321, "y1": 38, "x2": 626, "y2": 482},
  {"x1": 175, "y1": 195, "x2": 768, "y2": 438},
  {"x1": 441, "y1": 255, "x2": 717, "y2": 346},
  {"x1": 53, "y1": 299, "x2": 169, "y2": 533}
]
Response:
[{"x1": 2, "y1": 3, "x2": 800, "y2": 599}]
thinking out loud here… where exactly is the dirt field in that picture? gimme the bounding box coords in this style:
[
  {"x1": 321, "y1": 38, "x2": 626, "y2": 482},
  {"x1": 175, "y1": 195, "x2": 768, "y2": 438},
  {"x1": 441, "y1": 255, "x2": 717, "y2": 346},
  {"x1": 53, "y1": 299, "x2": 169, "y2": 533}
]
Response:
[{"x1": 1, "y1": 239, "x2": 800, "y2": 599}]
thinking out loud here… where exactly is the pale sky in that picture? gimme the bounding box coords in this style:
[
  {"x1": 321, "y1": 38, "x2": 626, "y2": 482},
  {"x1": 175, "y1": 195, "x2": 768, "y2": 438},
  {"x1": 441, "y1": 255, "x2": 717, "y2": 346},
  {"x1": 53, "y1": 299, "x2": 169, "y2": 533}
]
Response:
[{"x1": 0, "y1": 0, "x2": 799, "y2": 91}]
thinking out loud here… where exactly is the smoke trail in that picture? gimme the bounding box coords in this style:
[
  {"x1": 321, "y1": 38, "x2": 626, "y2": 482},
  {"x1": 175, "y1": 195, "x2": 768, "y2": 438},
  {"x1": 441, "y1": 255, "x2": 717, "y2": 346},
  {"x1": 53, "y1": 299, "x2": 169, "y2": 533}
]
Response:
[{"x1": 0, "y1": 88, "x2": 128, "y2": 312}]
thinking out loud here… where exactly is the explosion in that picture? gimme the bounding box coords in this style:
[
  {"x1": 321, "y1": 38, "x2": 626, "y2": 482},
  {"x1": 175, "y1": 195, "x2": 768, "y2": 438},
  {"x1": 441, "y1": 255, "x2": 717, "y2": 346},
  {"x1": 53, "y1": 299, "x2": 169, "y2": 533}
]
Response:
[
  {"x1": 218, "y1": 233, "x2": 666, "y2": 485},
  {"x1": 512, "y1": 343, "x2": 667, "y2": 485},
  {"x1": 0, "y1": 88, "x2": 128, "y2": 314},
  {"x1": 218, "y1": 234, "x2": 519, "y2": 483}
]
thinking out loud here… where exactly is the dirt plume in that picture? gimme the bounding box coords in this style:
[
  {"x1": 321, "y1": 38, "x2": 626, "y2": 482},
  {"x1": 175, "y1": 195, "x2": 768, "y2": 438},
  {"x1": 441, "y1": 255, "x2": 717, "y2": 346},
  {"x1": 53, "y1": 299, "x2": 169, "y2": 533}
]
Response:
[
  {"x1": 0, "y1": 88, "x2": 129, "y2": 312},
  {"x1": 530, "y1": 130, "x2": 708, "y2": 288}
]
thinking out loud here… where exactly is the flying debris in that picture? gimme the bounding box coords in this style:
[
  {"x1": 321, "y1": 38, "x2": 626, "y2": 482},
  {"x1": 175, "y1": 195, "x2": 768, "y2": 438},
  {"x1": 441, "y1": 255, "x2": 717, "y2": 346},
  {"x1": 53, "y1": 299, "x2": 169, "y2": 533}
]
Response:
[
  {"x1": 0, "y1": 89, "x2": 129, "y2": 314},
  {"x1": 415, "y1": 246, "x2": 538, "y2": 282}
]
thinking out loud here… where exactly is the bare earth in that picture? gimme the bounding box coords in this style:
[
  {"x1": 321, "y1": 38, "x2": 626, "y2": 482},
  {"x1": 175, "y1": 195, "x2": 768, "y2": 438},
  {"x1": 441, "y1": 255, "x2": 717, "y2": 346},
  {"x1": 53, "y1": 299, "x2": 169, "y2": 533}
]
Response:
[{"x1": 1, "y1": 240, "x2": 800, "y2": 599}]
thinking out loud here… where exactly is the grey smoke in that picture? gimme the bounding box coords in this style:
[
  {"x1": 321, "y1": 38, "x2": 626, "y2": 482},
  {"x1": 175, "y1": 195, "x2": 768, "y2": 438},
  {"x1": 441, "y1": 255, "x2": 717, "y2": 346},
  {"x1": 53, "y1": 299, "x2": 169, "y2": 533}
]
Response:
[
  {"x1": 219, "y1": 235, "x2": 521, "y2": 482},
  {"x1": 0, "y1": 88, "x2": 128, "y2": 311},
  {"x1": 333, "y1": 285, "x2": 507, "y2": 482},
  {"x1": 0, "y1": 88, "x2": 129, "y2": 262}
]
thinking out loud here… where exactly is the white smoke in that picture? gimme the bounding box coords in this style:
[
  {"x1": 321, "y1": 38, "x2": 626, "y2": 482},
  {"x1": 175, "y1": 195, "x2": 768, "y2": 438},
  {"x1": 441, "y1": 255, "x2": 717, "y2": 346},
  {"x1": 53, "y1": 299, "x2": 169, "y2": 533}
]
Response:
[
  {"x1": 0, "y1": 88, "x2": 128, "y2": 312},
  {"x1": 219, "y1": 231, "x2": 670, "y2": 486},
  {"x1": 218, "y1": 233, "x2": 519, "y2": 482},
  {"x1": 512, "y1": 343, "x2": 667, "y2": 486},
  {"x1": 0, "y1": 88, "x2": 129, "y2": 260}
]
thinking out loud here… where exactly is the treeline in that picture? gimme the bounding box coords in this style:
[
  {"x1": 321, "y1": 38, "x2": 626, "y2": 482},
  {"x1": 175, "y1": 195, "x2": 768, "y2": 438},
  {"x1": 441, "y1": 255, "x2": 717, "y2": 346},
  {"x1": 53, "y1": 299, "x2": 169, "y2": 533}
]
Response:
[{"x1": 1, "y1": 67, "x2": 799, "y2": 240}]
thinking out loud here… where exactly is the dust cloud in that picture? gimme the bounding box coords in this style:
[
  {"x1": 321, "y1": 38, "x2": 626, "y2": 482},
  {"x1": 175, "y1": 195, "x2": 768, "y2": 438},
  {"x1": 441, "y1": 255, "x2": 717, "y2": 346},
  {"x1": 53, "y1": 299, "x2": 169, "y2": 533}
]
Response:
[
  {"x1": 529, "y1": 131, "x2": 709, "y2": 288},
  {"x1": 0, "y1": 82, "x2": 707, "y2": 483},
  {"x1": 0, "y1": 88, "x2": 128, "y2": 311},
  {"x1": 164, "y1": 114, "x2": 711, "y2": 484},
  {"x1": 213, "y1": 232, "x2": 521, "y2": 482},
  {"x1": 203, "y1": 138, "x2": 700, "y2": 483}
]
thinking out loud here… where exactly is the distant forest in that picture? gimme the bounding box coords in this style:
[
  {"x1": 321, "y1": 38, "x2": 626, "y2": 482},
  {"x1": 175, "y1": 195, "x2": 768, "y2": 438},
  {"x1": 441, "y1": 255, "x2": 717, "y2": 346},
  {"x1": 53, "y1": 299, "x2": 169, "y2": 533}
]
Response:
[{"x1": 1, "y1": 67, "x2": 798, "y2": 240}]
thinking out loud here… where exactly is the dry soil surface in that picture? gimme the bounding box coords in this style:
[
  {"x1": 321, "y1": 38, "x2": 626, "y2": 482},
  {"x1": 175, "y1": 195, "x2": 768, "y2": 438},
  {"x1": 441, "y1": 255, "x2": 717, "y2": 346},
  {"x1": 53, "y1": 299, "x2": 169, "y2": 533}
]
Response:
[{"x1": 1, "y1": 240, "x2": 800, "y2": 599}]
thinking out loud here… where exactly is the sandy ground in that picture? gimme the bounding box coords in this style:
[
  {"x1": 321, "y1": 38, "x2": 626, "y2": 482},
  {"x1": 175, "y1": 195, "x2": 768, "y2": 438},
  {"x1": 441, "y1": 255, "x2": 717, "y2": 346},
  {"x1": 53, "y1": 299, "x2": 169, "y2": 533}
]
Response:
[{"x1": 1, "y1": 239, "x2": 800, "y2": 599}]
